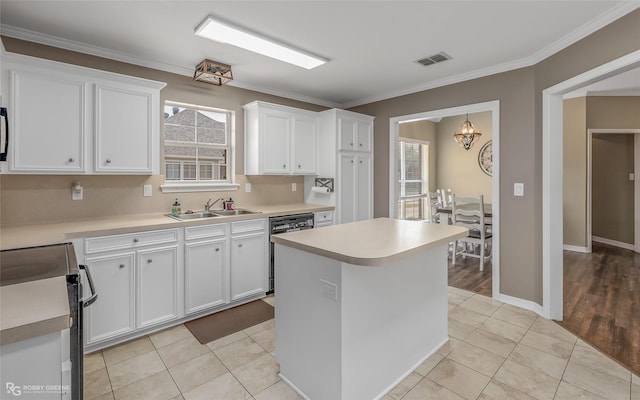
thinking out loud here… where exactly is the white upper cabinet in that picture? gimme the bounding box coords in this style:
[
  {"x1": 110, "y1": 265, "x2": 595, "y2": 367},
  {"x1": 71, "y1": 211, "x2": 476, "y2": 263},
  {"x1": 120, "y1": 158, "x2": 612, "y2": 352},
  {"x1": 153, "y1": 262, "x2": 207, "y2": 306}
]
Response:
[
  {"x1": 94, "y1": 83, "x2": 157, "y2": 174},
  {"x1": 244, "y1": 101, "x2": 318, "y2": 175},
  {"x1": 338, "y1": 114, "x2": 373, "y2": 152},
  {"x1": 9, "y1": 68, "x2": 88, "y2": 173},
  {"x1": 2, "y1": 52, "x2": 165, "y2": 175}
]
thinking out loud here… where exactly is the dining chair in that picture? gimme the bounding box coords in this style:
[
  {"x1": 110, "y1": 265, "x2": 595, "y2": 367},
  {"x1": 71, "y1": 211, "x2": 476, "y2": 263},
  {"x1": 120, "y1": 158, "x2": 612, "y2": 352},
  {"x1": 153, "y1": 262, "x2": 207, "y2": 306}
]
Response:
[
  {"x1": 426, "y1": 192, "x2": 442, "y2": 223},
  {"x1": 451, "y1": 194, "x2": 492, "y2": 271}
]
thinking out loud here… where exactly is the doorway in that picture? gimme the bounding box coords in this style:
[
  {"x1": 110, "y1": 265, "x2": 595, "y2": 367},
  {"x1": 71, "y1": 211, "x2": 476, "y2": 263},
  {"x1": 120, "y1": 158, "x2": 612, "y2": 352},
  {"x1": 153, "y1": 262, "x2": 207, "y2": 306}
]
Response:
[
  {"x1": 542, "y1": 50, "x2": 640, "y2": 320},
  {"x1": 389, "y1": 101, "x2": 500, "y2": 299}
]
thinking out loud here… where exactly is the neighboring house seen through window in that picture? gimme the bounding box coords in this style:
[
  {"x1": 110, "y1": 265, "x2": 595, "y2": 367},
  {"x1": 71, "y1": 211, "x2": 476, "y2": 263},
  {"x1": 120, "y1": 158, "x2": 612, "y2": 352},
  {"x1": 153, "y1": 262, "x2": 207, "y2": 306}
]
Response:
[{"x1": 161, "y1": 101, "x2": 236, "y2": 192}]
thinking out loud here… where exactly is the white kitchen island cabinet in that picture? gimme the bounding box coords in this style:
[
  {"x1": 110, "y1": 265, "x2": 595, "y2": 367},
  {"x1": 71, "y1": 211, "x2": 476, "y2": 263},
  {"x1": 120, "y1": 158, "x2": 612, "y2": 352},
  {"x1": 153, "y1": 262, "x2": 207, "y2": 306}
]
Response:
[{"x1": 271, "y1": 218, "x2": 467, "y2": 400}]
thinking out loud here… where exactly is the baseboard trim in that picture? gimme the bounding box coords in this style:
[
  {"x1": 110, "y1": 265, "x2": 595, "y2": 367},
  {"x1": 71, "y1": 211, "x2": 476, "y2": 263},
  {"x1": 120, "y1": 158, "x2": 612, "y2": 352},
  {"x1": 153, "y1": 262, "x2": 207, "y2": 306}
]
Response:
[
  {"x1": 592, "y1": 236, "x2": 634, "y2": 251},
  {"x1": 496, "y1": 293, "x2": 547, "y2": 319},
  {"x1": 563, "y1": 244, "x2": 590, "y2": 253}
]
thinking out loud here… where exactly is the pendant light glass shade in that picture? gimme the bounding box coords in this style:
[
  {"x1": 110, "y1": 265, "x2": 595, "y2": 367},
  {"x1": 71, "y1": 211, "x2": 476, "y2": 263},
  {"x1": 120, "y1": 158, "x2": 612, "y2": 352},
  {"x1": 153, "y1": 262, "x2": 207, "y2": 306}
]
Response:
[{"x1": 453, "y1": 114, "x2": 482, "y2": 150}]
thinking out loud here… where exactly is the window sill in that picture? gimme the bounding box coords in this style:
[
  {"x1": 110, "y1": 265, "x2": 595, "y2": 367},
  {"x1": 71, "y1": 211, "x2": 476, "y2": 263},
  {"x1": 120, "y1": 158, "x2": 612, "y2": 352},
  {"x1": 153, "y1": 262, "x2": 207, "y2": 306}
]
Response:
[{"x1": 160, "y1": 182, "x2": 240, "y2": 193}]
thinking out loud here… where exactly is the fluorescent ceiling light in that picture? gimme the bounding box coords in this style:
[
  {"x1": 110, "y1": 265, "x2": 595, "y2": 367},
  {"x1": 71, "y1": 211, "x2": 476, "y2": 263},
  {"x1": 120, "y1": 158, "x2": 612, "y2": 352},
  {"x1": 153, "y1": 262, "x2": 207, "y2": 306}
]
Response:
[{"x1": 195, "y1": 16, "x2": 327, "y2": 70}]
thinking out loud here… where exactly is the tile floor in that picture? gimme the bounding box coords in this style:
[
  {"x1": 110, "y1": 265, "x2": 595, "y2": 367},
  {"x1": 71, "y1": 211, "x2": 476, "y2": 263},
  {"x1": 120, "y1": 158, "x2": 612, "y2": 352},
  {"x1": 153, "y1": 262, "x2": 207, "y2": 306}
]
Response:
[{"x1": 84, "y1": 290, "x2": 640, "y2": 400}]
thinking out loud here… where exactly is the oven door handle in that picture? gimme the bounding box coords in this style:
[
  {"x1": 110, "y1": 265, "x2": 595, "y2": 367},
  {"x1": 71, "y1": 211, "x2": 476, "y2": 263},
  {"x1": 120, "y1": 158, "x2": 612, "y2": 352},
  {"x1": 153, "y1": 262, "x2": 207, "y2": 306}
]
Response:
[{"x1": 79, "y1": 264, "x2": 98, "y2": 307}]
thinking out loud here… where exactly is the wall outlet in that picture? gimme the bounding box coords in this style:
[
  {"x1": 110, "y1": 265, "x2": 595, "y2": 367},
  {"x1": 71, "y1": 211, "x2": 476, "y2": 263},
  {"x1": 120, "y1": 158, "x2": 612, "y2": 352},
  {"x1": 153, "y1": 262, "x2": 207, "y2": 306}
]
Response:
[
  {"x1": 292, "y1": 182, "x2": 297, "y2": 192},
  {"x1": 143, "y1": 184, "x2": 152, "y2": 197},
  {"x1": 320, "y1": 279, "x2": 338, "y2": 301},
  {"x1": 245, "y1": 183, "x2": 252, "y2": 192},
  {"x1": 71, "y1": 183, "x2": 83, "y2": 201}
]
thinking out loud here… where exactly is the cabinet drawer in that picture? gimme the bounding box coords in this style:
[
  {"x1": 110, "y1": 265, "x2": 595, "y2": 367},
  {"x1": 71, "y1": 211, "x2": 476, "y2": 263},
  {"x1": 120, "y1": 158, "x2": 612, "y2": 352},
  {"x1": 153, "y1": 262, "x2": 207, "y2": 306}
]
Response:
[
  {"x1": 85, "y1": 229, "x2": 179, "y2": 254},
  {"x1": 185, "y1": 223, "x2": 227, "y2": 241},
  {"x1": 231, "y1": 219, "x2": 265, "y2": 235},
  {"x1": 314, "y1": 211, "x2": 334, "y2": 225}
]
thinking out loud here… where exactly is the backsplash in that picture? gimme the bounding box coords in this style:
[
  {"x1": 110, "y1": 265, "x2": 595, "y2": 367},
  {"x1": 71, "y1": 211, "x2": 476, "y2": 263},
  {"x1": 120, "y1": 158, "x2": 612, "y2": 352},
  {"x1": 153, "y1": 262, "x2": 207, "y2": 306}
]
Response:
[{"x1": 0, "y1": 174, "x2": 304, "y2": 227}]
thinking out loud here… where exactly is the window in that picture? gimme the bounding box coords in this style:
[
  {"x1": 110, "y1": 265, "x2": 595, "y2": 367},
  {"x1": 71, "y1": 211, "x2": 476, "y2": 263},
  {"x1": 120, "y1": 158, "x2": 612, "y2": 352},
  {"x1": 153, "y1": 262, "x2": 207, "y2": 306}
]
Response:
[
  {"x1": 398, "y1": 140, "x2": 429, "y2": 220},
  {"x1": 161, "y1": 101, "x2": 238, "y2": 192}
]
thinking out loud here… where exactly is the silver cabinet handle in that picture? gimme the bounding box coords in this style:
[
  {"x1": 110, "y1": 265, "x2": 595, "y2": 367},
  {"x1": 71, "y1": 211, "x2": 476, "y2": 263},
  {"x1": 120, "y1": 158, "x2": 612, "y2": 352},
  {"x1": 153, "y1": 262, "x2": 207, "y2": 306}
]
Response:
[
  {"x1": 238, "y1": 243, "x2": 243, "y2": 248},
  {"x1": 147, "y1": 259, "x2": 152, "y2": 263},
  {"x1": 298, "y1": 164, "x2": 301, "y2": 168},
  {"x1": 119, "y1": 264, "x2": 125, "y2": 269},
  {"x1": 79, "y1": 264, "x2": 98, "y2": 307},
  {"x1": 215, "y1": 248, "x2": 220, "y2": 252},
  {"x1": 283, "y1": 164, "x2": 286, "y2": 169},
  {"x1": 68, "y1": 157, "x2": 75, "y2": 163},
  {"x1": 359, "y1": 160, "x2": 363, "y2": 164},
  {"x1": 350, "y1": 160, "x2": 354, "y2": 164},
  {"x1": 133, "y1": 238, "x2": 139, "y2": 243},
  {"x1": 359, "y1": 143, "x2": 363, "y2": 147},
  {"x1": 106, "y1": 159, "x2": 112, "y2": 163},
  {"x1": 350, "y1": 142, "x2": 354, "y2": 146}
]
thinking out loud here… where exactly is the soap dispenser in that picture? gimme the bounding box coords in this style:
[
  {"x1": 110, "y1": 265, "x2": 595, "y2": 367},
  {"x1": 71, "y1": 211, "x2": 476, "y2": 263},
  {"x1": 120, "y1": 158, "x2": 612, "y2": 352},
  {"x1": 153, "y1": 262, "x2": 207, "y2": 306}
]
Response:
[
  {"x1": 225, "y1": 197, "x2": 235, "y2": 211},
  {"x1": 171, "y1": 199, "x2": 181, "y2": 216}
]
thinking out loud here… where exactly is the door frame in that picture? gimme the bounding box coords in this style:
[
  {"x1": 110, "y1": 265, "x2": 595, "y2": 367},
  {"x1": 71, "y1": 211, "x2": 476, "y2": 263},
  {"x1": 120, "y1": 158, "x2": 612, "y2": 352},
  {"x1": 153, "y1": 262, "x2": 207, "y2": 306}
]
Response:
[
  {"x1": 388, "y1": 100, "x2": 500, "y2": 299},
  {"x1": 587, "y1": 129, "x2": 640, "y2": 253},
  {"x1": 542, "y1": 49, "x2": 640, "y2": 320}
]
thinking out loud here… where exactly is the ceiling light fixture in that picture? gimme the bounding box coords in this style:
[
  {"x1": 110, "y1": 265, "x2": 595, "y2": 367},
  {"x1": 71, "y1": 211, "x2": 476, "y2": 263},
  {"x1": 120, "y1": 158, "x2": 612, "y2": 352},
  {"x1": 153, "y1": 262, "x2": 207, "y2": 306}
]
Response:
[
  {"x1": 453, "y1": 114, "x2": 482, "y2": 150},
  {"x1": 194, "y1": 16, "x2": 327, "y2": 70},
  {"x1": 193, "y1": 59, "x2": 233, "y2": 85}
]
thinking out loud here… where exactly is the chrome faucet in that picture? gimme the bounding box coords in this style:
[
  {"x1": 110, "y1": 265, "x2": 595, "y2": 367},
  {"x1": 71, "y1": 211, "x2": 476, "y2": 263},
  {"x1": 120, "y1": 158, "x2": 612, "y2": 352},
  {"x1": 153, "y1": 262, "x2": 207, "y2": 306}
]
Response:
[{"x1": 205, "y1": 197, "x2": 225, "y2": 211}]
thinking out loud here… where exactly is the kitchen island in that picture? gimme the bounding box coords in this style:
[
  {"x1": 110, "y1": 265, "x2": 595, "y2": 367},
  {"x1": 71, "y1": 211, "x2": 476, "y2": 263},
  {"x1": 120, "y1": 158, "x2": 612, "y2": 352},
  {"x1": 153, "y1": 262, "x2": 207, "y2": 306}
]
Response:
[{"x1": 271, "y1": 218, "x2": 468, "y2": 400}]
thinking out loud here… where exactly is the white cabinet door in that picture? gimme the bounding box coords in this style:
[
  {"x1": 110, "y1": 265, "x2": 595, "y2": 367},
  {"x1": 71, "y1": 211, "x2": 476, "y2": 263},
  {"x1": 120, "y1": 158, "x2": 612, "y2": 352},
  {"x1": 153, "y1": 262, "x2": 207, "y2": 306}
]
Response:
[
  {"x1": 292, "y1": 114, "x2": 318, "y2": 174},
  {"x1": 357, "y1": 154, "x2": 373, "y2": 221},
  {"x1": 356, "y1": 120, "x2": 373, "y2": 152},
  {"x1": 85, "y1": 252, "x2": 136, "y2": 344},
  {"x1": 137, "y1": 246, "x2": 179, "y2": 329},
  {"x1": 339, "y1": 153, "x2": 357, "y2": 224},
  {"x1": 94, "y1": 83, "x2": 155, "y2": 174},
  {"x1": 230, "y1": 232, "x2": 267, "y2": 301},
  {"x1": 338, "y1": 117, "x2": 356, "y2": 151},
  {"x1": 185, "y1": 238, "x2": 228, "y2": 314},
  {"x1": 9, "y1": 70, "x2": 87, "y2": 173},
  {"x1": 261, "y1": 109, "x2": 291, "y2": 174}
]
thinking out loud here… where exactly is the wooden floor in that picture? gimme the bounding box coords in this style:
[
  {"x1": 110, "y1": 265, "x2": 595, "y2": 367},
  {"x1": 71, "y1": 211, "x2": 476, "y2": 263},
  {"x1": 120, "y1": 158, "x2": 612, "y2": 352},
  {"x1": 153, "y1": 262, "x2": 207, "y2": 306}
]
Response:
[
  {"x1": 448, "y1": 253, "x2": 492, "y2": 297},
  {"x1": 559, "y1": 242, "x2": 640, "y2": 375}
]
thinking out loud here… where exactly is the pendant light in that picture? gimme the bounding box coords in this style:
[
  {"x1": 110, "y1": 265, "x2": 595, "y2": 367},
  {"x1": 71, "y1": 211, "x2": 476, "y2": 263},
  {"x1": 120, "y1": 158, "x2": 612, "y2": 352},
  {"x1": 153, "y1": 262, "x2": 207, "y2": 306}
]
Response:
[{"x1": 453, "y1": 114, "x2": 482, "y2": 150}]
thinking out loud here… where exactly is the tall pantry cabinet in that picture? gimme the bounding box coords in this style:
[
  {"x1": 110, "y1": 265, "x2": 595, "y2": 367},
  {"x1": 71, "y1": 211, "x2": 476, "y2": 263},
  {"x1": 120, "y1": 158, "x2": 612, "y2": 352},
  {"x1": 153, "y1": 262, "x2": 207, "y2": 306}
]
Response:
[{"x1": 316, "y1": 109, "x2": 374, "y2": 224}]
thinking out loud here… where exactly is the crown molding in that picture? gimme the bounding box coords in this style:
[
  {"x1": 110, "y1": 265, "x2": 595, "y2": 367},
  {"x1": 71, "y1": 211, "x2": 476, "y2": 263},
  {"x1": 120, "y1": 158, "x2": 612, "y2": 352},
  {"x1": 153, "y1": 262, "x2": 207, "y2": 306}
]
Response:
[{"x1": 3, "y1": 1, "x2": 638, "y2": 111}]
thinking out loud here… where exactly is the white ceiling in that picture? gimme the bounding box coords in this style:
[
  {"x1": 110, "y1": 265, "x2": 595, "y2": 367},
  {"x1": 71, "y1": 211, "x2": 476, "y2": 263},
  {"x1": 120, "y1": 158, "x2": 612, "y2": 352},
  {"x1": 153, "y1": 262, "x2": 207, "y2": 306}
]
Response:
[{"x1": 1, "y1": 1, "x2": 639, "y2": 108}]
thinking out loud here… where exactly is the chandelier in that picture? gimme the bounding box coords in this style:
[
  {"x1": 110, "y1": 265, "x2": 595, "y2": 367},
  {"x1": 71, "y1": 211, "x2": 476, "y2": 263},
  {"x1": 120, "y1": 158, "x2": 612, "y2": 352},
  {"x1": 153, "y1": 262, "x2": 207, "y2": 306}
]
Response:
[{"x1": 453, "y1": 114, "x2": 482, "y2": 150}]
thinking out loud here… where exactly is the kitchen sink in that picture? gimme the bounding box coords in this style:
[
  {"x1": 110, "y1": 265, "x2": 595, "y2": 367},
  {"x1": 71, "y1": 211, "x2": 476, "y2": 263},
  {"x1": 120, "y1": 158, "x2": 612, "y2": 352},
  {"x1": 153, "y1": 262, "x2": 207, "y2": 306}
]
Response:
[
  {"x1": 212, "y1": 209, "x2": 261, "y2": 216},
  {"x1": 165, "y1": 211, "x2": 220, "y2": 221},
  {"x1": 166, "y1": 209, "x2": 261, "y2": 221}
]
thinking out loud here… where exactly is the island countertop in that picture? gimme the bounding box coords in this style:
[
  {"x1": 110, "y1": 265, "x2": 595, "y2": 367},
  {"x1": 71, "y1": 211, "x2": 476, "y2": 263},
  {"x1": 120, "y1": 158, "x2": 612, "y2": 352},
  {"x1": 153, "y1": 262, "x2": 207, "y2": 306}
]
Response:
[{"x1": 271, "y1": 217, "x2": 468, "y2": 266}]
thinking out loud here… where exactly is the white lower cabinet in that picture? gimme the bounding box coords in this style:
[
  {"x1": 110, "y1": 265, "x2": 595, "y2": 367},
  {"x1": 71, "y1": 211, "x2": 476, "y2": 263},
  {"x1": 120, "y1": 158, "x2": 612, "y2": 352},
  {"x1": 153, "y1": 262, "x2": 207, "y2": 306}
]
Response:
[
  {"x1": 231, "y1": 233, "x2": 267, "y2": 301},
  {"x1": 84, "y1": 252, "x2": 136, "y2": 344},
  {"x1": 137, "y1": 246, "x2": 179, "y2": 329},
  {"x1": 82, "y1": 229, "x2": 180, "y2": 347},
  {"x1": 79, "y1": 220, "x2": 267, "y2": 350},
  {"x1": 184, "y1": 226, "x2": 229, "y2": 314}
]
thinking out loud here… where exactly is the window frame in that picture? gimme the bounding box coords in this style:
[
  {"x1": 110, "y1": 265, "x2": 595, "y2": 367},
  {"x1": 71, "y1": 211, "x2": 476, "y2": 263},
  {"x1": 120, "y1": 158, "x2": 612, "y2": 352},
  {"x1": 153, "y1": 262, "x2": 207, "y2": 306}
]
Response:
[{"x1": 160, "y1": 101, "x2": 239, "y2": 193}]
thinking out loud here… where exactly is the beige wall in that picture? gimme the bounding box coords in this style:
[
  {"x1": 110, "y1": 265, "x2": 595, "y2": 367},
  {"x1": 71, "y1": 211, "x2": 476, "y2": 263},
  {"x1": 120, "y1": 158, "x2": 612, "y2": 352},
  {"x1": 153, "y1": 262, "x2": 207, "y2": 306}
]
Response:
[
  {"x1": 0, "y1": 36, "x2": 330, "y2": 226},
  {"x1": 350, "y1": 9, "x2": 640, "y2": 304},
  {"x1": 563, "y1": 97, "x2": 588, "y2": 247},
  {"x1": 563, "y1": 96, "x2": 640, "y2": 247},
  {"x1": 592, "y1": 134, "x2": 635, "y2": 244},
  {"x1": 436, "y1": 112, "x2": 492, "y2": 202}
]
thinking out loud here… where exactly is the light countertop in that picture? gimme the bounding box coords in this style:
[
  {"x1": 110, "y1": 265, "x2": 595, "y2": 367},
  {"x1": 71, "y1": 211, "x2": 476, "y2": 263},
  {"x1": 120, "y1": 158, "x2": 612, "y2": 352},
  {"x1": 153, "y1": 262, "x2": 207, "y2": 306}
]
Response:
[
  {"x1": 0, "y1": 276, "x2": 71, "y2": 345},
  {"x1": 271, "y1": 217, "x2": 468, "y2": 266},
  {"x1": 0, "y1": 203, "x2": 334, "y2": 250}
]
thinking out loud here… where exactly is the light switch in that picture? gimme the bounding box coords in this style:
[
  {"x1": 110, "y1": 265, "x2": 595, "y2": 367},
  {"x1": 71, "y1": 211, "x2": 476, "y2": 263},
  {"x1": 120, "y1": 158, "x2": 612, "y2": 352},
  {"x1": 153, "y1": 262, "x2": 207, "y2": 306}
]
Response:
[
  {"x1": 143, "y1": 184, "x2": 152, "y2": 197},
  {"x1": 320, "y1": 279, "x2": 338, "y2": 301},
  {"x1": 245, "y1": 183, "x2": 252, "y2": 192},
  {"x1": 514, "y1": 183, "x2": 524, "y2": 197},
  {"x1": 292, "y1": 182, "x2": 297, "y2": 192},
  {"x1": 629, "y1": 173, "x2": 635, "y2": 181}
]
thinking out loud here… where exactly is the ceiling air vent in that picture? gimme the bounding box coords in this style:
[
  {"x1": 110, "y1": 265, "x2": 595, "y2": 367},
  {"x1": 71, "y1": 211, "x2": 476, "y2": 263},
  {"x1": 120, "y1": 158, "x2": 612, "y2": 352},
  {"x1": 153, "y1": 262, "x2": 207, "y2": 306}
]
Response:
[{"x1": 416, "y1": 52, "x2": 452, "y2": 67}]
